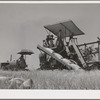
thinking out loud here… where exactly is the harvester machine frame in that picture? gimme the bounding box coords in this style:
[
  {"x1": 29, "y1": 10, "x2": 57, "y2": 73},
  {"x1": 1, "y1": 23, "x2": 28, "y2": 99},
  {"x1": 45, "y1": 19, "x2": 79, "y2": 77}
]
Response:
[
  {"x1": 77, "y1": 40, "x2": 100, "y2": 70},
  {"x1": 37, "y1": 20, "x2": 100, "y2": 70}
]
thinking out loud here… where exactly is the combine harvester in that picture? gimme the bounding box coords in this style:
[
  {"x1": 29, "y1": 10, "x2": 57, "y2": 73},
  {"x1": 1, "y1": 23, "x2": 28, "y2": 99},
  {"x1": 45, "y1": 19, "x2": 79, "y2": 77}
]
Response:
[{"x1": 37, "y1": 20, "x2": 100, "y2": 71}]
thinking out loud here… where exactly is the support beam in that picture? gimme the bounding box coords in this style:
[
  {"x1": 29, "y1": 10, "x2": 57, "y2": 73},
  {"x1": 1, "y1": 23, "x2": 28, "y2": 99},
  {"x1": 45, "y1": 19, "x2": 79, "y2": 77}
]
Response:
[
  {"x1": 98, "y1": 41, "x2": 100, "y2": 61},
  {"x1": 78, "y1": 41, "x2": 98, "y2": 47},
  {"x1": 70, "y1": 39, "x2": 87, "y2": 68}
]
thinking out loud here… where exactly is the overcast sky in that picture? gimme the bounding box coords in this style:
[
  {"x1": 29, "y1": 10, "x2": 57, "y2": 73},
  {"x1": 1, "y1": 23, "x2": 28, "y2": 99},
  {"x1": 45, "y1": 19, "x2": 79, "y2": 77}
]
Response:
[{"x1": 0, "y1": 4, "x2": 100, "y2": 69}]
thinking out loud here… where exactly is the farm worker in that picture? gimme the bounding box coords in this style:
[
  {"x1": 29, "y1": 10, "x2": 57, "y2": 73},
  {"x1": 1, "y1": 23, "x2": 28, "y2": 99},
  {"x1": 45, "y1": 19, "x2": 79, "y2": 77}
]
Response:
[
  {"x1": 45, "y1": 35, "x2": 50, "y2": 47},
  {"x1": 69, "y1": 34, "x2": 73, "y2": 42},
  {"x1": 42, "y1": 37, "x2": 50, "y2": 47},
  {"x1": 45, "y1": 35, "x2": 54, "y2": 48},
  {"x1": 43, "y1": 40, "x2": 48, "y2": 47},
  {"x1": 49, "y1": 35, "x2": 55, "y2": 47},
  {"x1": 54, "y1": 30, "x2": 69, "y2": 58},
  {"x1": 17, "y1": 55, "x2": 27, "y2": 68},
  {"x1": 56, "y1": 30, "x2": 64, "y2": 51}
]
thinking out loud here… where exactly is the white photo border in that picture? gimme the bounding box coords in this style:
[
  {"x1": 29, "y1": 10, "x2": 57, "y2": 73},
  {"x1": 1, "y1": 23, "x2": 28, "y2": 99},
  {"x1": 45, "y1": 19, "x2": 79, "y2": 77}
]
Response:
[{"x1": 0, "y1": 1, "x2": 100, "y2": 99}]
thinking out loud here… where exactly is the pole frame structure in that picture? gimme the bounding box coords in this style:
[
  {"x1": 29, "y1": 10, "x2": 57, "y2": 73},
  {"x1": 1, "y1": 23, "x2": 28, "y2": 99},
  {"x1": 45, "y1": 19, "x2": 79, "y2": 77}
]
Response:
[
  {"x1": 77, "y1": 40, "x2": 100, "y2": 65},
  {"x1": 98, "y1": 41, "x2": 100, "y2": 61},
  {"x1": 70, "y1": 38, "x2": 87, "y2": 68}
]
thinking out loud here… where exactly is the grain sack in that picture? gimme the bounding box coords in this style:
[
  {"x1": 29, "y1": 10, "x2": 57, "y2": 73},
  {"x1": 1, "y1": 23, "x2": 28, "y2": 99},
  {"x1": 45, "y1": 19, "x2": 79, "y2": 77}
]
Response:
[
  {"x1": 62, "y1": 58, "x2": 71, "y2": 64},
  {"x1": 45, "y1": 48, "x2": 54, "y2": 53},
  {"x1": 20, "y1": 79, "x2": 33, "y2": 89},
  {"x1": 68, "y1": 63, "x2": 80, "y2": 70},
  {"x1": 9, "y1": 78, "x2": 25, "y2": 89},
  {"x1": 10, "y1": 78, "x2": 24, "y2": 84},
  {"x1": 53, "y1": 53, "x2": 63, "y2": 59}
]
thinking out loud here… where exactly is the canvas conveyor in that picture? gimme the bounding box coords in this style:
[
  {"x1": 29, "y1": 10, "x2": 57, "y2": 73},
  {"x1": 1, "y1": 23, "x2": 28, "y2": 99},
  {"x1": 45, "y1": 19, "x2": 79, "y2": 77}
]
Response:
[{"x1": 37, "y1": 45, "x2": 81, "y2": 70}]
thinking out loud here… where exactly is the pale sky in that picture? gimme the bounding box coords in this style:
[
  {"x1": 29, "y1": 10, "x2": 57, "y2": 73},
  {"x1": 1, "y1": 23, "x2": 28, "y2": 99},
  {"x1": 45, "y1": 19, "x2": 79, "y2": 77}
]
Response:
[{"x1": 0, "y1": 4, "x2": 100, "y2": 69}]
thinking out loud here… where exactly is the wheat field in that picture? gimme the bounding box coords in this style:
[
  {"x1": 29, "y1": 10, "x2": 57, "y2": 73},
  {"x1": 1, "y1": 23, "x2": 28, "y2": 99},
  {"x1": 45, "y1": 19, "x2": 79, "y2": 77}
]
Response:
[{"x1": 0, "y1": 69, "x2": 100, "y2": 89}]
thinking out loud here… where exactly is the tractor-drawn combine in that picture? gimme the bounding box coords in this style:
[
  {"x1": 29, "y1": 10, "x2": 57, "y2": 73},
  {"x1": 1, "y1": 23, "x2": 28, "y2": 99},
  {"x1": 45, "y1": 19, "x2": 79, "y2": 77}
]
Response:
[
  {"x1": 37, "y1": 20, "x2": 100, "y2": 70},
  {"x1": 0, "y1": 20, "x2": 100, "y2": 71}
]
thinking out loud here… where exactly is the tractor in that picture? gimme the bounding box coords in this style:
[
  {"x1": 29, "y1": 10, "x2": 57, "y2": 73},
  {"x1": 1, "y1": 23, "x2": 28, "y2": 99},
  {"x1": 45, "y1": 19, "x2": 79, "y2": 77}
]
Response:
[{"x1": 0, "y1": 49, "x2": 34, "y2": 71}]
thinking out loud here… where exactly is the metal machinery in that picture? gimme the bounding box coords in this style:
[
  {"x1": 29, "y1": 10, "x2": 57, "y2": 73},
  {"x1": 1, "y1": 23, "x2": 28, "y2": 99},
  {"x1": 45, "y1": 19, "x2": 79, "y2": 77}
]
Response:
[
  {"x1": 0, "y1": 49, "x2": 34, "y2": 71},
  {"x1": 37, "y1": 20, "x2": 100, "y2": 70}
]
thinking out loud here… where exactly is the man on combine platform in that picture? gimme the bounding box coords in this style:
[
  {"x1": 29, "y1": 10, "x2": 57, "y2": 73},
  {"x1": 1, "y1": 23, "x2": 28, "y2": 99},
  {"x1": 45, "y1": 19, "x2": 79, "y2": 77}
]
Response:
[
  {"x1": 17, "y1": 55, "x2": 27, "y2": 69},
  {"x1": 45, "y1": 34, "x2": 55, "y2": 48},
  {"x1": 53, "y1": 30, "x2": 69, "y2": 58}
]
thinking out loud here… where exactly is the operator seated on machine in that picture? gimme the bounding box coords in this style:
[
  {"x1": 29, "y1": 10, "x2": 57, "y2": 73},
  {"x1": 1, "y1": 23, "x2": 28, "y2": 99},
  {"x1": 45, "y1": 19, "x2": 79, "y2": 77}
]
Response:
[
  {"x1": 53, "y1": 30, "x2": 69, "y2": 58},
  {"x1": 67, "y1": 34, "x2": 75, "y2": 53},
  {"x1": 43, "y1": 34, "x2": 55, "y2": 48},
  {"x1": 17, "y1": 55, "x2": 27, "y2": 69}
]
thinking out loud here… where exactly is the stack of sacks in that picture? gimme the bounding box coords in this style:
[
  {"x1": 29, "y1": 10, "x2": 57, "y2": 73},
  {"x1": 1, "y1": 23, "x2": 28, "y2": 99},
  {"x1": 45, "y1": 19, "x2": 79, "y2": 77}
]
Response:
[
  {"x1": 70, "y1": 59, "x2": 77, "y2": 65},
  {"x1": 8, "y1": 78, "x2": 33, "y2": 89},
  {"x1": 62, "y1": 58, "x2": 71, "y2": 64},
  {"x1": 67, "y1": 63, "x2": 80, "y2": 70},
  {"x1": 0, "y1": 76, "x2": 34, "y2": 89},
  {"x1": 20, "y1": 79, "x2": 33, "y2": 89},
  {"x1": 53, "y1": 53, "x2": 63, "y2": 59},
  {"x1": 61, "y1": 58, "x2": 80, "y2": 70},
  {"x1": 69, "y1": 59, "x2": 80, "y2": 70},
  {"x1": 45, "y1": 48, "x2": 54, "y2": 53},
  {"x1": 8, "y1": 78, "x2": 25, "y2": 89},
  {"x1": 61, "y1": 58, "x2": 72, "y2": 69}
]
